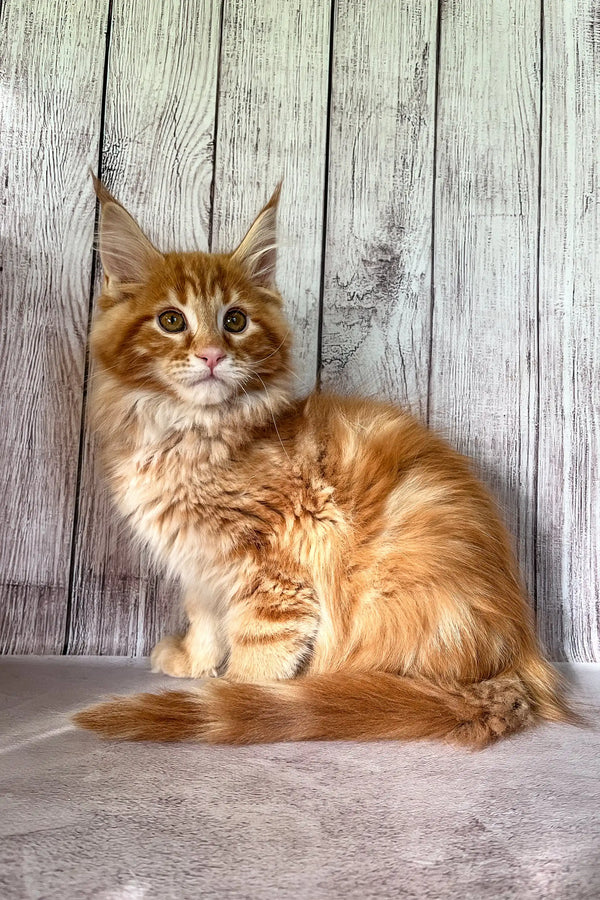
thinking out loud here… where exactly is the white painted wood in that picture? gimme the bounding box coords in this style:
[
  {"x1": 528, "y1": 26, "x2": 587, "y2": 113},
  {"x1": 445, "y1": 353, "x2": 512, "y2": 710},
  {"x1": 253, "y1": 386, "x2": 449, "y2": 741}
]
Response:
[
  {"x1": 0, "y1": 0, "x2": 107, "y2": 652},
  {"x1": 429, "y1": 0, "x2": 540, "y2": 601},
  {"x1": 536, "y1": 0, "x2": 600, "y2": 662},
  {"x1": 68, "y1": 0, "x2": 222, "y2": 654},
  {"x1": 211, "y1": 0, "x2": 331, "y2": 391},
  {"x1": 0, "y1": 0, "x2": 599, "y2": 663},
  {"x1": 97, "y1": 0, "x2": 222, "y2": 252},
  {"x1": 321, "y1": 0, "x2": 437, "y2": 419}
]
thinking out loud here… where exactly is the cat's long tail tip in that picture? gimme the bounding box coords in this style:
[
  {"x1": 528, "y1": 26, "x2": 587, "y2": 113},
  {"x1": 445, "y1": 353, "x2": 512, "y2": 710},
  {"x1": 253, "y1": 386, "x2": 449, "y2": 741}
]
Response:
[{"x1": 73, "y1": 689, "x2": 207, "y2": 742}]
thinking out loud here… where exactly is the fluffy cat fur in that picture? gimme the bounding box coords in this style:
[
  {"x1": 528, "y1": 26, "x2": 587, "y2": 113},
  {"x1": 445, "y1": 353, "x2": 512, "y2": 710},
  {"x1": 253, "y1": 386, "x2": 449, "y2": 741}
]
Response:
[{"x1": 74, "y1": 177, "x2": 574, "y2": 748}]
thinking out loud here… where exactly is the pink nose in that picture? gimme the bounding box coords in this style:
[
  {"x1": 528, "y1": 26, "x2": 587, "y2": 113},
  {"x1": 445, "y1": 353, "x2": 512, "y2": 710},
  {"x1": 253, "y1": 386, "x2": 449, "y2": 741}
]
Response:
[{"x1": 195, "y1": 346, "x2": 226, "y2": 373}]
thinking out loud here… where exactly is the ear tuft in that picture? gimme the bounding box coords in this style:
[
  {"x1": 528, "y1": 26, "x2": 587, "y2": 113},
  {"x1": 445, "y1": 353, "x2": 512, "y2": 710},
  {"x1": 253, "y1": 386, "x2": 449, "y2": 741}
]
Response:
[
  {"x1": 91, "y1": 172, "x2": 163, "y2": 292},
  {"x1": 91, "y1": 169, "x2": 118, "y2": 207},
  {"x1": 231, "y1": 183, "x2": 282, "y2": 287}
]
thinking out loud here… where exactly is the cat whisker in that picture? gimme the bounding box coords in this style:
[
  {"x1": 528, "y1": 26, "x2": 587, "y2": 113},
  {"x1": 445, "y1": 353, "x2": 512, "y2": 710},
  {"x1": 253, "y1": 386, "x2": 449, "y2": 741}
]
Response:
[
  {"x1": 252, "y1": 373, "x2": 292, "y2": 465},
  {"x1": 251, "y1": 331, "x2": 290, "y2": 365},
  {"x1": 269, "y1": 362, "x2": 306, "y2": 386}
]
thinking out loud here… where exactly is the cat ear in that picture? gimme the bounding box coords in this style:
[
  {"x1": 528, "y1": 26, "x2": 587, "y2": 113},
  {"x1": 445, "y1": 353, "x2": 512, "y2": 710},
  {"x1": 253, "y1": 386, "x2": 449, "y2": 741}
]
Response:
[
  {"x1": 231, "y1": 183, "x2": 281, "y2": 287},
  {"x1": 92, "y1": 172, "x2": 163, "y2": 293}
]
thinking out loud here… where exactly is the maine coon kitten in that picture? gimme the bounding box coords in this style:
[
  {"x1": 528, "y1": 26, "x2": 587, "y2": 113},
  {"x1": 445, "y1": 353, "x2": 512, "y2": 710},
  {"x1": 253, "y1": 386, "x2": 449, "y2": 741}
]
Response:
[{"x1": 75, "y1": 177, "x2": 573, "y2": 747}]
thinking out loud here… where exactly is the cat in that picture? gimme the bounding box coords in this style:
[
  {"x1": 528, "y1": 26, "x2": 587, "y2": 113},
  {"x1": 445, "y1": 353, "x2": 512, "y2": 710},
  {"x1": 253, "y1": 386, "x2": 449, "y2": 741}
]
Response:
[{"x1": 74, "y1": 176, "x2": 574, "y2": 747}]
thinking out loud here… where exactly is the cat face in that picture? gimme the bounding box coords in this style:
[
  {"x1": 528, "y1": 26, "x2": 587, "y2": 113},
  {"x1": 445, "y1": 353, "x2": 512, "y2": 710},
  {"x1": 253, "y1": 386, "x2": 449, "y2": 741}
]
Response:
[{"x1": 91, "y1": 180, "x2": 291, "y2": 415}]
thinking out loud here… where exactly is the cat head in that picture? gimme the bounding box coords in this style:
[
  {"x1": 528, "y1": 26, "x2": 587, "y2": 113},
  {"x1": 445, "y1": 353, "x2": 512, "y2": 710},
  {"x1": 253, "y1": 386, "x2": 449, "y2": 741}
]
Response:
[{"x1": 90, "y1": 175, "x2": 292, "y2": 430}]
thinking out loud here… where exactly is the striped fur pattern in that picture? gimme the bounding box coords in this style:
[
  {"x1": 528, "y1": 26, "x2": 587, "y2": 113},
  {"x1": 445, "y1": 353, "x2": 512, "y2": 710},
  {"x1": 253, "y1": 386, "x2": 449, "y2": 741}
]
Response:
[{"x1": 74, "y1": 178, "x2": 574, "y2": 748}]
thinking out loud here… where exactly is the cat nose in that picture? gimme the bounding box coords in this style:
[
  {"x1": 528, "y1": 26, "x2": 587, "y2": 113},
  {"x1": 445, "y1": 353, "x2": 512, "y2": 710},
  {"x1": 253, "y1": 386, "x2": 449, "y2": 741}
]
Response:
[{"x1": 195, "y1": 346, "x2": 226, "y2": 373}]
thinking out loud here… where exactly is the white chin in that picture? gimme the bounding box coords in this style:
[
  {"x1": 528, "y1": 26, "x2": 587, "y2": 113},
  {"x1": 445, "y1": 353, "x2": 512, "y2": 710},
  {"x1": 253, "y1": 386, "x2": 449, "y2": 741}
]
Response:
[{"x1": 177, "y1": 378, "x2": 235, "y2": 406}]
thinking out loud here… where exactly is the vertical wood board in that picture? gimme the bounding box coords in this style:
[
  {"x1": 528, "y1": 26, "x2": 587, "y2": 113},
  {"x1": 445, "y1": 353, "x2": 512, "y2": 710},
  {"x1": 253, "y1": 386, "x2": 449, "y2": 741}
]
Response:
[
  {"x1": 429, "y1": 0, "x2": 540, "y2": 599},
  {"x1": 68, "y1": 0, "x2": 222, "y2": 654},
  {"x1": 536, "y1": 0, "x2": 600, "y2": 661},
  {"x1": 212, "y1": 0, "x2": 331, "y2": 391},
  {"x1": 0, "y1": 0, "x2": 108, "y2": 652},
  {"x1": 321, "y1": 0, "x2": 438, "y2": 418},
  {"x1": 98, "y1": 0, "x2": 223, "y2": 251}
]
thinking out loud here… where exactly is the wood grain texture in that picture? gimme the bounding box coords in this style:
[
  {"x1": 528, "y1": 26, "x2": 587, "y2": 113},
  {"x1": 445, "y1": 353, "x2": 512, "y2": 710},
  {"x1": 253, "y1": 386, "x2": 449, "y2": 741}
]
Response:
[
  {"x1": 429, "y1": 0, "x2": 540, "y2": 600},
  {"x1": 536, "y1": 0, "x2": 600, "y2": 661},
  {"x1": 320, "y1": 0, "x2": 438, "y2": 418},
  {"x1": 67, "y1": 0, "x2": 222, "y2": 654},
  {"x1": 211, "y1": 0, "x2": 331, "y2": 391},
  {"x1": 1, "y1": 0, "x2": 599, "y2": 662},
  {"x1": 0, "y1": 0, "x2": 107, "y2": 652}
]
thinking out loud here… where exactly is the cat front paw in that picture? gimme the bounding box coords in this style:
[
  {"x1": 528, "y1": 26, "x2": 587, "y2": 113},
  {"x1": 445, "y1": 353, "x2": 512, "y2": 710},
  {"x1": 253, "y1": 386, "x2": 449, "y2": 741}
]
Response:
[
  {"x1": 150, "y1": 634, "x2": 221, "y2": 679},
  {"x1": 151, "y1": 635, "x2": 194, "y2": 677}
]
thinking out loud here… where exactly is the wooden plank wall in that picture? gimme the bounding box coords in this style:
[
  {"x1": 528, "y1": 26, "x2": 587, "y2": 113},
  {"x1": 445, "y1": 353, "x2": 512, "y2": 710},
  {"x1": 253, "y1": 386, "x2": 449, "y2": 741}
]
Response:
[
  {"x1": 429, "y1": 0, "x2": 540, "y2": 600},
  {"x1": 537, "y1": 0, "x2": 600, "y2": 661},
  {"x1": 1, "y1": 0, "x2": 598, "y2": 662},
  {"x1": 0, "y1": 0, "x2": 107, "y2": 652}
]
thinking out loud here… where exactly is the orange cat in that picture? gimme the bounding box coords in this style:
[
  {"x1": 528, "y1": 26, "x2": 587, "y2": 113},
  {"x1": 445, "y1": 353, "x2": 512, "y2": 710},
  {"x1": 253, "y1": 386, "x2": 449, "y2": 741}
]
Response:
[{"x1": 75, "y1": 177, "x2": 573, "y2": 747}]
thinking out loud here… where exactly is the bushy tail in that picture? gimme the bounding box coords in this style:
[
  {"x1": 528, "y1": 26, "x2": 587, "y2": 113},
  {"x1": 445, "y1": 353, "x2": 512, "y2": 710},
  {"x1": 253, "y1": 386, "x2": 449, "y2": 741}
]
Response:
[{"x1": 73, "y1": 665, "x2": 576, "y2": 749}]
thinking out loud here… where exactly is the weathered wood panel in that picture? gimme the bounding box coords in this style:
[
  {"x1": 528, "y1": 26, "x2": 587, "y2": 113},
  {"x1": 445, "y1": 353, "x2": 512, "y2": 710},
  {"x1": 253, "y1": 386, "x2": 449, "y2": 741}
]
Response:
[
  {"x1": 0, "y1": 0, "x2": 599, "y2": 662},
  {"x1": 321, "y1": 0, "x2": 438, "y2": 418},
  {"x1": 67, "y1": 0, "x2": 222, "y2": 654},
  {"x1": 211, "y1": 0, "x2": 331, "y2": 389},
  {"x1": 429, "y1": 0, "x2": 540, "y2": 600},
  {"x1": 536, "y1": 0, "x2": 600, "y2": 661},
  {"x1": 0, "y1": 0, "x2": 108, "y2": 652}
]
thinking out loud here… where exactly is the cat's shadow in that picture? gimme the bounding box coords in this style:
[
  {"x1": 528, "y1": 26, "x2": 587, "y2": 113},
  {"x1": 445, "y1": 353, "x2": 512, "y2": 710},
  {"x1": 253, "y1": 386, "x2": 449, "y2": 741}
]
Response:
[{"x1": 473, "y1": 455, "x2": 566, "y2": 665}]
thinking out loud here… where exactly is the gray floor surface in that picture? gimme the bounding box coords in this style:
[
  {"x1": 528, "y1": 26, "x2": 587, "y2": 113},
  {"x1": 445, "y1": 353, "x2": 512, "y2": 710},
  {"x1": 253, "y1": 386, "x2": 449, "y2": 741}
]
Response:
[{"x1": 0, "y1": 657, "x2": 598, "y2": 900}]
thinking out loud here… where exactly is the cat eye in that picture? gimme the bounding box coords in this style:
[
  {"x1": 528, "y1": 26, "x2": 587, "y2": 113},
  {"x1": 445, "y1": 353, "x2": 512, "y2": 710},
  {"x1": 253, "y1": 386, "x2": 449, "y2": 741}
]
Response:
[
  {"x1": 223, "y1": 308, "x2": 247, "y2": 334},
  {"x1": 158, "y1": 309, "x2": 187, "y2": 333}
]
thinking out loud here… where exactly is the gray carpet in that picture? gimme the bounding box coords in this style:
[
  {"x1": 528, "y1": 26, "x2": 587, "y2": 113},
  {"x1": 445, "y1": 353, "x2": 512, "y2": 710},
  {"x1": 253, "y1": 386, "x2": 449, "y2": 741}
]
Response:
[{"x1": 0, "y1": 657, "x2": 599, "y2": 899}]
